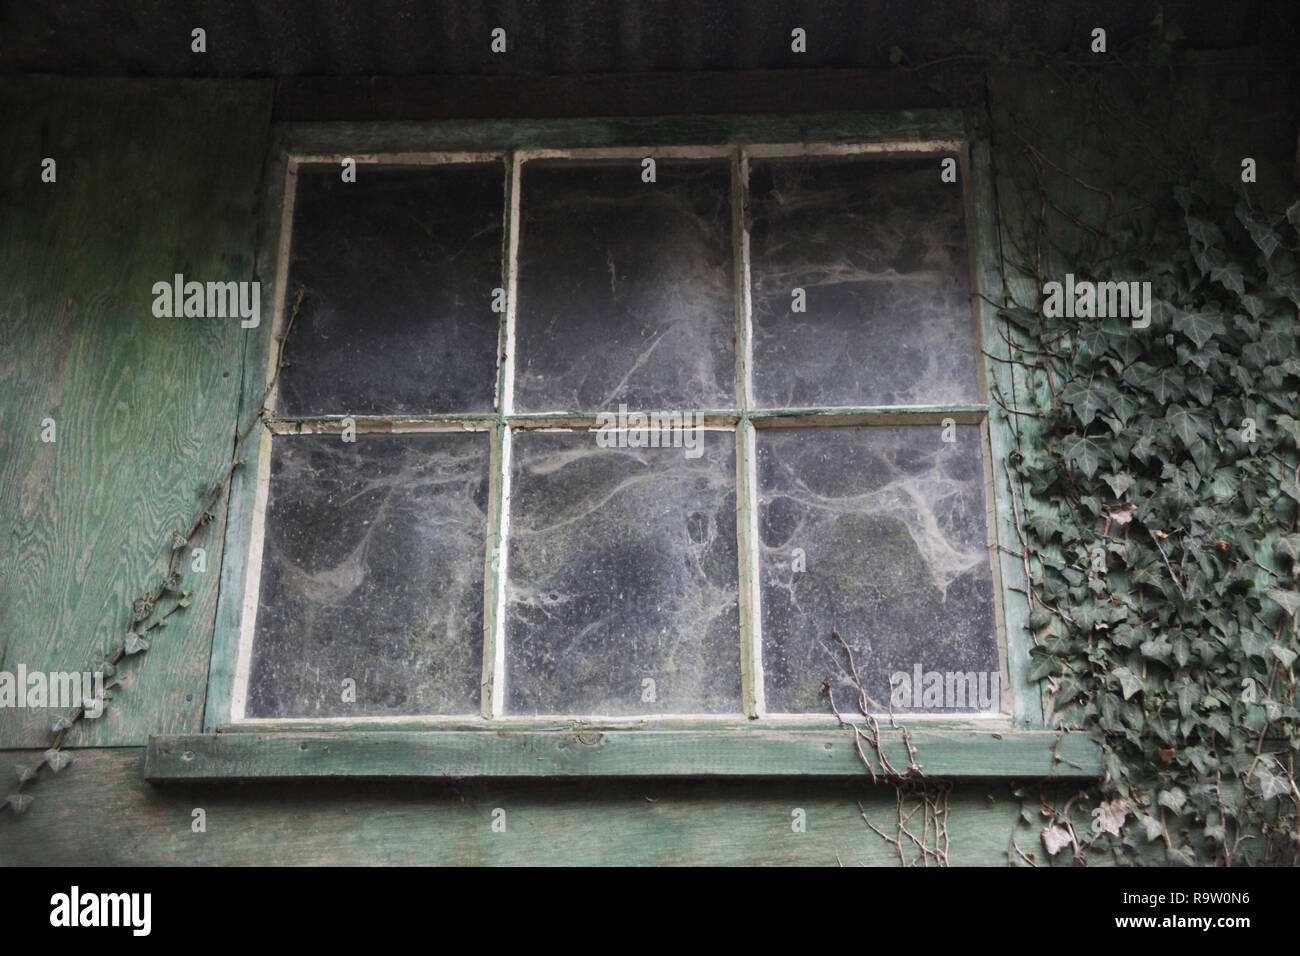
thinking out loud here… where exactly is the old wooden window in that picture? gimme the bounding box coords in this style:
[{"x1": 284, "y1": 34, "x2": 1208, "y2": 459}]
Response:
[
  {"x1": 161, "y1": 116, "x2": 1097, "y2": 782},
  {"x1": 222, "y1": 137, "x2": 1004, "y2": 725}
]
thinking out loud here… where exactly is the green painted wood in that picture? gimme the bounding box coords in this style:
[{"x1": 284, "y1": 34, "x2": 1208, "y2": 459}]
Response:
[
  {"x1": 0, "y1": 747, "x2": 1057, "y2": 866},
  {"x1": 967, "y1": 133, "x2": 1042, "y2": 728},
  {"x1": 144, "y1": 728, "x2": 1102, "y2": 781},
  {"x1": 0, "y1": 77, "x2": 274, "y2": 747},
  {"x1": 204, "y1": 126, "x2": 291, "y2": 731}
]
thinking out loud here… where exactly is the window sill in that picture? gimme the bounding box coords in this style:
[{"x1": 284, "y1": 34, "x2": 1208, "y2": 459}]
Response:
[{"x1": 145, "y1": 724, "x2": 1101, "y2": 781}]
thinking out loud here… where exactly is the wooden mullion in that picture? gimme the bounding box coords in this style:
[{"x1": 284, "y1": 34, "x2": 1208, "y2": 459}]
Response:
[{"x1": 480, "y1": 150, "x2": 522, "y2": 719}]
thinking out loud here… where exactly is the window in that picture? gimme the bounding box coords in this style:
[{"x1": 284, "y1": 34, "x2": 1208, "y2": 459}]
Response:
[
  {"x1": 146, "y1": 115, "x2": 1111, "y2": 781},
  {"x1": 221, "y1": 133, "x2": 1009, "y2": 728}
]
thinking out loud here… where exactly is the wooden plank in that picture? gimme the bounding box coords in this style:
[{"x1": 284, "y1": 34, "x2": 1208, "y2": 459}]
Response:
[
  {"x1": 144, "y1": 728, "x2": 1102, "y2": 781},
  {"x1": 967, "y1": 132, "x2": 1042, "y2": 727},
  {"x1": 0, "y1": 77, "x2": 274, "y2": 747},
  {"x1": 204, "y1": 125, "x2": 290, "y2": 731},
  {"x1": 0, "y1": 747, "x2": 1060, "y2": 866},
  {"x1": 278, "y1": 111, "x2": 967, "y2": 157}
]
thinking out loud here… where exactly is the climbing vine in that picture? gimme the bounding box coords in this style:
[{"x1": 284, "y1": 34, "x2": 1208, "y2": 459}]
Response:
[{"x1": 824, "y1": 628, "x2": 952, "y2": 866}]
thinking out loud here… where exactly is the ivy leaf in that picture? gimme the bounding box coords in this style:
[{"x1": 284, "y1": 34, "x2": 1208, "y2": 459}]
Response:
[
  {"x1": 1101, "y1": 472, "x2": 1135, "y2": 498},
  {"x1": 5, "y1": 793, "x2": 34, "y2": 815},
  {"x1": 1060, "y1": 379, "x2": 1113, "y2": 426},
  {"x1": 999, "y1": 306, "x2": 1039, "y2": 331},
  {"x1": 1113, "y1": 666, "x2": 1144, "y2": 700},
  {"x1": 1185, "y1": 376, "x2": 1213, "y2": 406},
  {"x1": 1027, "y1": 511, "x2": 1066, "y2": 541},
  {"x1": 169, "y1": 531, "x2": 188, "y2": 550},
  {"x1": 1140, "y1": 814, "x2": 1165, "y2": 842},
  {"x1": 1040, "y1": 824, "x2": 1073, "y2": 856},
  {"x1": 1148, "y1": 367, "x2": 1184, "y2": 404},
  {"x1": 50, "y1": 715, "x2": 74, "y2": 733},
  {"x1": 1255, "y1": 763, "x2": 1290, "y2": 801},
  {"x1": 15, "y1": 766, "x2": 38, "y2": 784},
  {"x1": 1140, "y1": 637, "x2": 1173, "y2": 662},
  {"x1": 1091, "y1": 798, "x2": 1131, "y2": 837},
  {"x1": 1210, "y1": 263, "x2": 1244, "y2": 295},
  {"x1": 1273, "y1": 415, "x2": 1300, "y2": 447},
  {"x1": 131, "y1": 598, "x2": 154, "y2": 623},
  {"x1": 1266, "y1": 588, "x2": 1300, "y2": 617},
  {"x1": 1269, "y1": 644, "x2": 1298, "y2": 669},
  {"x1": 1062, "y1": 434, "x2": 1104, "y2": 478},
  {"x1": 1157, "y1": 788, "x2": 1187, "y2": 813},
  {"x1": 1275, "y1": 534, "x2": 1300, "y2": 562},
  {"x1": 1104, "y1": 501, "x2": 1137, "y2": 525},
  {"x1": 1165, "y1": 406, "x2": 1208, "y2": 447},
  {"x1": 42, "y1": 749, "x2": 72, "y2": 773},
  {"x1": 124, "y1": 632, "x2": 150, "y2": 655},
  {"x1": 1172, "y1": 310, "x2": 1225, "y2": 349}
]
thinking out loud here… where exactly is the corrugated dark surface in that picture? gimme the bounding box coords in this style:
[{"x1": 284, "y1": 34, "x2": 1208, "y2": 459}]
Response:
[{"x1": 2, "y1": 0, "x2": 1294, "y2": 77}]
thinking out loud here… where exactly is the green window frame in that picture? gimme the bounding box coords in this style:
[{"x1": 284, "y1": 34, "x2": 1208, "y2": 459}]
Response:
[{"x1": 147, "y1": 112, "x2": 1100, "y2": 781}]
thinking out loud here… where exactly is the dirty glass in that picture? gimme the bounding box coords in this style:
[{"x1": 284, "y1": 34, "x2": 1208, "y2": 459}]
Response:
[
  {"x1": 276, "y1": 163, "x2": 504, "y2": 416},
  {"x1": 748, "y1": 154, "x2": 978, "y2": 408},
  {"x1": 503, "y1": 429, "x2": 742, "y2": 714},
  {"x1": 755, "y1": 425, "x2": 998, "y2": 713},
  {"x1": 246, "y1": 432, "x2": 490, "y2": 717},
  {"x1": 513, "y1": 159, "x2": 735, "y2": 413}
]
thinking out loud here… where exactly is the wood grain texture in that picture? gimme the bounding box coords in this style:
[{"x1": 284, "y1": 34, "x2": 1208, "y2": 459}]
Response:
[
  {"x1": 0, "y1": 747, "x2": 1066, "y2": 866},
  {"x1": 144, "y1": 728, "x2": 1102, "y2": 780},
  {"x1": 0, "y1": 77, "x2": 274, "y2": 747}
]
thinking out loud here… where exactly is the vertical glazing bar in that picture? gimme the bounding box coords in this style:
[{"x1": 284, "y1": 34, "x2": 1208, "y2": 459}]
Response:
[
  {"x1": 733, "y1": 147, "x2": 765, "y2": 717},
  {"x1": 481, "y1": 152, "x2": 522, "y2": 719}
]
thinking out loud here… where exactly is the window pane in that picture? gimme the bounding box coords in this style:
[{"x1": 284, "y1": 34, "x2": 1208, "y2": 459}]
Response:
[
  {"x1": 513, "y1": 159, "x2": 735, "y2": 413},
  {"x1": 276, "y1": 163, "x2": 503, "y2": 416},
  {"x1": 756, "y1": 425, "x2": 998, "y2": 714},
  {"x1": 748, "y1": 155, "x2": 978, "y2": 408},
  {"x1": 504, "y1": 429, "x2": 742, "y2": 714},
  {"x1": 246, "y1": 432, "x2": 490, "y2": 717}
]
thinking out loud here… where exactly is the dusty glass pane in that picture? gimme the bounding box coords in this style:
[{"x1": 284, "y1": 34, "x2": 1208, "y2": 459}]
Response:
[
  {"x1": 748, "y1": 155, "x2": 978, "y2": 408},
  {"x1": 276, "y1": 163, "x2": 503, "y2": 416},
  {"x1": 246, "y1": 432, "x2": 490, "y2": 717},
  {"x1": 756, "y1": 425, "x2": 999, "y2": 714},
  {"x1": 513, "y1": 159, "x2": 735, "y2": 413},
  {"x1": 504, "y1": 429, "x2": 741, "y2": 714}
]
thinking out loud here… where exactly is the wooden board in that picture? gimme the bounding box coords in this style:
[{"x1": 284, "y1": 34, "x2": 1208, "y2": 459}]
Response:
[
  {"x1": 145, "y1": 728, "x2": 1102, "y2": 780},
  {"x1": 0, "y1": 747, "x2": 1077, "y2": 866},
  {"x1": 0, "y1": 77, "x2": 274, "y2": 747}
]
